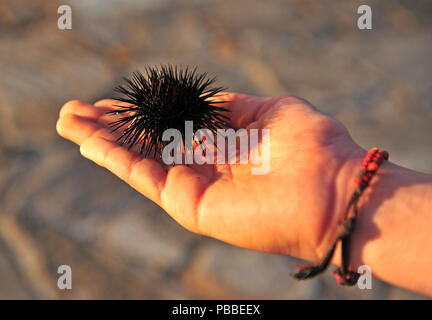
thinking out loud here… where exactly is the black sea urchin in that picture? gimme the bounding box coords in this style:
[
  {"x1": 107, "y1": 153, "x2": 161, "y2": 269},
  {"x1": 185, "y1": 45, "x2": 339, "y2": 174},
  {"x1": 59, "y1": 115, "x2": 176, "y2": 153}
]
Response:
[{"x1": 107, "y1": 65, "x2": 230, "y2": 159}]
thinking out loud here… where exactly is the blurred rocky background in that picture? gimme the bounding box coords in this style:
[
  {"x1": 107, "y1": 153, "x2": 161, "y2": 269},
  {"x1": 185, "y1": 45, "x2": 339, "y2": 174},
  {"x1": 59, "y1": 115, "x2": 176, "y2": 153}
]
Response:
[{"x1": 0, "y1": 0, "x2": 431, "y2": 299}]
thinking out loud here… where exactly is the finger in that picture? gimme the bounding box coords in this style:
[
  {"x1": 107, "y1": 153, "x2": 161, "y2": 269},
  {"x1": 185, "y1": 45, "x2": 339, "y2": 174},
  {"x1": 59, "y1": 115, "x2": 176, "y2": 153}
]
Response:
[
  {"x1": 58, "y1": 100, "x2": 161, "y2": 156},
  {"x1": 57, "y1": 112, "x2": 167, "y2": 202},
  {"x1": 94, "y1": 99, "x2": 134, "y2": 110},
  {"x1": 60, "y1": 100, "x2": 118, "y2": 124},
  {"x1": 56, "y1": 114, "x2": 116, "y2": 145},
  {"x1": 60, "y1": 100, "x2": 107, "y2": 119},
  {"x1": 60, "y1": 100, "x2": 135, "y2": 134}
]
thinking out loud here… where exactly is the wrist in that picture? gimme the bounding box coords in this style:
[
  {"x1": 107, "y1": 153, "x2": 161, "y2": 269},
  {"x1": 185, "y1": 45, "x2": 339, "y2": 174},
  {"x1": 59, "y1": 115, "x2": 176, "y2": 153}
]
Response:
[
  {"x1": 329, "y1": 148, "x2": 432, "y2": 295},
  {"x1": 315, "y1": 144, "x2": 366, "y2": 261}
]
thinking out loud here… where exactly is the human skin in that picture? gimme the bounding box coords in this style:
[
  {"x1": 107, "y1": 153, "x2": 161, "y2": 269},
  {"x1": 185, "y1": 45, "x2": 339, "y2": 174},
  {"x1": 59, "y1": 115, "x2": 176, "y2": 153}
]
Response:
[{"x1": 56, "y1": 93, "x2": 432, "y2": 297}]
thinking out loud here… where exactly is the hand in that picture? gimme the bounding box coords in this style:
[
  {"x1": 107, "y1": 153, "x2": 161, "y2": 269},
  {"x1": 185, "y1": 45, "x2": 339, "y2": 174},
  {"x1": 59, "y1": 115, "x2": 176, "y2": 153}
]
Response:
[{"x1": 56, "y1": 93, "x2": 364, "y2": 263}]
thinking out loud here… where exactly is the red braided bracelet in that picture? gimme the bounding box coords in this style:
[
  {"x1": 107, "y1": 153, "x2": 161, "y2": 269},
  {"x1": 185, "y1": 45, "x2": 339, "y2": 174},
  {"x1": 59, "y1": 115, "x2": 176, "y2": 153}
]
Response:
[{"x1": 292, "y1": 147, "x2": 389, "y2": 286}]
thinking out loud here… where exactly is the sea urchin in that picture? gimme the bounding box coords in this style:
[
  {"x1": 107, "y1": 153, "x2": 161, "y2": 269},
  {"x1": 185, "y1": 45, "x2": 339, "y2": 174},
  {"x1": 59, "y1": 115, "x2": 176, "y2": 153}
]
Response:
[{"x1": 107, "y1": 65, "x2": 230, "y2": 160}]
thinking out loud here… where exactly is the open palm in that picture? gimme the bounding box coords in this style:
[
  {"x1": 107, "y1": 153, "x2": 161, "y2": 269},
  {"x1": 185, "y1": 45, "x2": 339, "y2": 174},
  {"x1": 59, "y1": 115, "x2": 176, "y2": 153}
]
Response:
[{"x1": 56, "y1": 93, "x2": 363, "y2": 263}]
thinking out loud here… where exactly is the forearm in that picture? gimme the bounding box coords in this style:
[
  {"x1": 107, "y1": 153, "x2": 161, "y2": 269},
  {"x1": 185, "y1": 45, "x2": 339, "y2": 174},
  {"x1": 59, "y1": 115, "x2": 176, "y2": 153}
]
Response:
[{"x1": 335, "y1": 148, "x2": 432, "y2": 296}]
